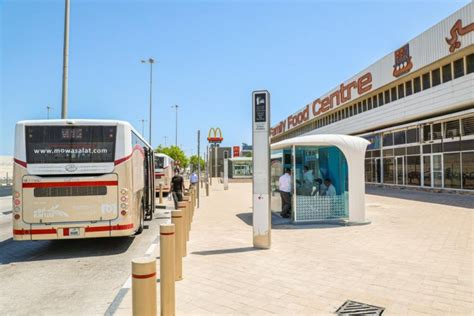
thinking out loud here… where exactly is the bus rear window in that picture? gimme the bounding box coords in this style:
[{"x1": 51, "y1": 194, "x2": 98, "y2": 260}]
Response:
[
  {"x1": 25, "y1": 126, "x2": 116, "y2": 164},
  {"x1": 155, "y1": 157, "x2": 165, "y2": 169}
]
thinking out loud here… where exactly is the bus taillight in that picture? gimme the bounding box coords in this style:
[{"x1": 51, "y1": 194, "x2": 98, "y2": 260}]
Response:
[
  {"x1": 14, "y1": 214, "x2": 20, "y2": 220},
  {"x1": 121, "y1": 210, "x2": 127, "y2": 216}
]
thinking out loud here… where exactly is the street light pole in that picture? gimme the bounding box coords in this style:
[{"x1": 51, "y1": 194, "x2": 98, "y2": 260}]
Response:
[
  {"x1": 139, "y1": 119, "x2": 147, "y2": 136},
  {"x1": 61, "y1": 0, "x2": 70, "y2": 119},
  {"x1": 171, "y1": 105, "x2": 178, "y2": 146},
  {"x1": 141, "y1": 58, "x2": 155, "y2": 145},
  {"x1": 46, "y1": 105, "x2": 53, "y2": 119}
]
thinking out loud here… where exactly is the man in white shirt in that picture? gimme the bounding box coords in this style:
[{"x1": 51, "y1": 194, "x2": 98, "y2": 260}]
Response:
[
  {"x1": 303, "y1": 166, "x2": 314, "y2": 195},
  {"x1": 324, "y1": 178, "x2": 337, "y2": 196},
  {"x1": 278, "y1": 168, "x2": 292, "y2": 218}
]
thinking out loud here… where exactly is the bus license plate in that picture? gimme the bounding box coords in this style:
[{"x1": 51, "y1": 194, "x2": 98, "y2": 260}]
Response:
[{"x1": 69, "y1": 228, "x2": 80, "y2": 237}]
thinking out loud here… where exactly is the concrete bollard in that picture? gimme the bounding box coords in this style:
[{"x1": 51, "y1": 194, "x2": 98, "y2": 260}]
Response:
[
  {"x1": 160, "y1": 224, "x2": 176, "y2": 316},
  {"x1": 171, "y1": 210, "x2": 184, "y2": 279},
  {"x1": 132, "y1": 257, "x2": 157, "y2": 316},
  {"x1": 177, "y1": 201, "x2": 189, "y2": 241},
  {"x1": 159, "y1": 184, "x2": 163, "y2": 205}
]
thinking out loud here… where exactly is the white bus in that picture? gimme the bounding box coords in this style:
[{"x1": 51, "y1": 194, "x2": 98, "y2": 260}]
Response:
[
  {"x1": 154, "y1": 153, "x2": 174, "y2": 194},
  {"x1": 12, "y1": 120, "x2": 155, "y2": 240}
]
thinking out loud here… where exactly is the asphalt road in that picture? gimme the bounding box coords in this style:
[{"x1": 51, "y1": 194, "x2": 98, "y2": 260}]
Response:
[{"x1": 0, "y1": 196, "x2": 170, "y2": 315}]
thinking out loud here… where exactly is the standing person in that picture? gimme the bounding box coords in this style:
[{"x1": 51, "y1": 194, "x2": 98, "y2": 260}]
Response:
[
  {"x1": 189, "y1": 171, "x2": 198, "y2": 190},
  {"x1": 170, "y1": 169, "x2": 185, "y2": 209},
  {"x1": 303, "y1": 166, "x2": 314, "y2": 195},
  {"x1": 279, "y1": 168, "x2": 292, "y2": 218}
]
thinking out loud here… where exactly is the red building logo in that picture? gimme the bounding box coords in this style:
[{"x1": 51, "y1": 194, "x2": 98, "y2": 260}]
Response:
[{"x1": 393, "y1": 44, "x2": 413, "y2": 77}]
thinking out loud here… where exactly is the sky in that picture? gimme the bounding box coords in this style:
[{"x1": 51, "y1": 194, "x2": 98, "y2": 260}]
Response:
[{"x1": 0, "y1": 0, "x2": 470, "y2": 157}]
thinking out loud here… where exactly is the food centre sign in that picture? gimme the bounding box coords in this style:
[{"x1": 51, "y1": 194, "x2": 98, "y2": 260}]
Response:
[
  {"x1": 271, "y1": 73, "x2": 372, "y2": 137},
  {"x1": 271, "y1": 3, "x2": 474, "y2": 138}
]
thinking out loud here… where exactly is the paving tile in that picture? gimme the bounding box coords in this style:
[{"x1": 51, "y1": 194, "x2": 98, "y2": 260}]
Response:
[{"x1": 114, "y1": 183, "x2": 473, "y2": 315}]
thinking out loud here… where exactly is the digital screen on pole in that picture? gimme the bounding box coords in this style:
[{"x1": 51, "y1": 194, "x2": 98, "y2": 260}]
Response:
[{"x1": 254, "y1": 93, "x2": 266, "y2": 122}]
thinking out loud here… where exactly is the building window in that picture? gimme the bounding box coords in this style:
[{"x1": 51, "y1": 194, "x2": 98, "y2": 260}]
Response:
[
  {"x1": 423, "y1": 125, "x2": 431, "y2": 142},
  {"x1": 384, "y1": 90, "x2": 390, "y2": 104},
  {"x1": 422, "y1": 73, "x2": 430, "y2": 90},
  {"x1": 373, "y1": 95, "x2": 378, "y2": 108},
  {"x1": 414, "y1": 77, "x2": 421, "y2": 93},
  {"x1": 453, "y1": 58, "x2": 464, "y2": 79},
  {"x1": 391, "y1": 87, "x2": 397, "y2": 101},
  {"x1": 368, "y1": 97, "x2": 372, "y2": 110},
  {"x1": 462, "y1": 152, "x2": 474, "y2": 190},
  {"x1": 406, "y1": 128, "x2": 419, "y2": 143},
  {"x1": 383, "y1": 158, "x2": 394, "y2": 184},
  {"x1": 432, "y1": 123, "x2": 442, "y2": 140},
  {"x1": 406, "y1": 156, "x2": 421, "y2": 186},
  {"x1": 442, "y1": 63, "x2": 452, "y2": 82},
  {"x1": 398, "y1": 84, "x2": 404, "y2": 98},
  {"x1": 467, "y1": 53, "x2": 474, "y2": 74},
  {"x1": 349, "y1": 107, "x2": 353, "y2": 117},
  {"x1": 406, "y1": 80, "x2": 412, "y2": 96},
  {"x1": 378, "y1": 93, "x2": 384, "y2": 106},
  {"x1": 432, "y1": 68, "x2": 441, "y2": 87},
  {"x1": 445, "y1": 120, "x2": 460, "y2": 138},
  {"x1": 462, "y1": 117, "x2": 474, "y2": 136},
  {"x1": 383, "y1": 133, "x2": 393, "y2": 146},
  {"x1": 394, "y1": 130, "x2": 406, "y2": 145},
  {"x1": 444, "y1": 153, "x2": 461, "y2": 189},
  {"x1": 357, "y1": 102, "x2": 362, "y2": 113}
]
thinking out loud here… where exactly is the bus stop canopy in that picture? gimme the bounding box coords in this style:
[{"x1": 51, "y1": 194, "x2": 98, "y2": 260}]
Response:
[{"x1": 271, "y1": 134, "x2": 370, "y2": 224}]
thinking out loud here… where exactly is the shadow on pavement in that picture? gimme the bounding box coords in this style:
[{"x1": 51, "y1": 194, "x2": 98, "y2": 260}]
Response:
[
  {"x1": 236, "y1": 212, "x2": 346, "y2": 230},
  {"x1": 0, "y1": 236, "x2": 134, "y2": 264},
  {"x1": 192, "y1": 247, "x2": 260, "y2": 256},
  {"x1": 366, "y1": 185, "x2": 474, "y2": 208}
]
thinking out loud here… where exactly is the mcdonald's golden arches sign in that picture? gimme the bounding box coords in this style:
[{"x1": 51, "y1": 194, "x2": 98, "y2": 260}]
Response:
[{"x1": 207, "y1": 128, "x2": 223, "y2": 143}]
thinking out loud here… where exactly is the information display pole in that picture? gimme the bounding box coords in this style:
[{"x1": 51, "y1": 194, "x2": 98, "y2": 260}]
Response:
[
  {"x1": 223, "y1": 158, "x2": 228, "y2": 190},
  {"x1": 252, "y1": 90, "x2": 271, "y2": 249}
]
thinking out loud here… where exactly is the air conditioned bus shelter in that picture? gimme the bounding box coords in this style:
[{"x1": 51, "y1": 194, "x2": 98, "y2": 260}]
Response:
[{"x1": 271, "y1": 134, "x2": 370, "y2": 224}]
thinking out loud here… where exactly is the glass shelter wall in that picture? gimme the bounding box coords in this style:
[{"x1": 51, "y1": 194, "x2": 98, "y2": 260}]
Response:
[{"x1": 293, "y1": 146, "x2": 349, "y2": 222}]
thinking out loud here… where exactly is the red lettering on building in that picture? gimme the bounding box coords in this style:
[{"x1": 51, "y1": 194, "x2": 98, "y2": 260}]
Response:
[
  {"x1": 446, "y1": 19, "x2": 474, "y2": 53},
  {"x1": 274, "y1": 72, "x2": 372, "y2": 137}
]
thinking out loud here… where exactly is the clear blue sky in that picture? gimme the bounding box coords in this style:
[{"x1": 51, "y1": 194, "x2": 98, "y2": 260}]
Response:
[{"x1": 0, "y1": 0, "x2": 469, "y2": 156}]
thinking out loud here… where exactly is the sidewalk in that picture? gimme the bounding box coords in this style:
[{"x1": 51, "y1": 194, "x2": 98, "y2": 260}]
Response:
[{"x1": 115, "y1": 182, "x2": 473, "y2": 315}]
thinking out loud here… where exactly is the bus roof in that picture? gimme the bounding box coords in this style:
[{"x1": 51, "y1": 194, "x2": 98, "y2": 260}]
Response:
[{"x1": 16, "y1": 119, "x2": 152, "y2": 148}]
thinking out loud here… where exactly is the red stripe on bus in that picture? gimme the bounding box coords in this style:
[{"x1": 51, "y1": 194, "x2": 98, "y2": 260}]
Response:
[
  {"x1": 14, "y1": 159, "x2": 27, "y2": 168},
  {"x1": 13, "y1": 228, "x2": 57, "y2": 235},
  {"x1": 22, "y1": 181, "x2": 118, "y2": 188},
  {"x1": 132, "y1": 272, "x2": 156, "y2": 279},
  {"x1": 85, "y1": 223, "x2": 134, "y2": 232},
  {"x1": 63, "y1": 228, "x2": 70, "y2": 236},
  {"x1": 115, "y1": 145, "x2": 145, "y2": 166}
]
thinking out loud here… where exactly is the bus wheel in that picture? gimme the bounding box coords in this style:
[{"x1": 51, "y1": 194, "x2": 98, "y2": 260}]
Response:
[{"x1": 135, "y1": 202, "x2": 144, "y2": 235}]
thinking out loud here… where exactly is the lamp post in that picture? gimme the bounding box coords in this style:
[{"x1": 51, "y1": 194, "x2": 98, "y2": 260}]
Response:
[
  {"x1": 139, "y1": 119, "x2": 147, "y2": 136},
  {"x1": 171, "y1": 105, "x2": 179, "y2": 146},
  {"x1": 46, "y1": 105, "x2": 53, "y2": 119},
  {"x1": 141, "y1": 58, "x2": 155, "y2": 145},
  {"x1": 61, "y1": 0, "x2": 70, "y2": 119}
]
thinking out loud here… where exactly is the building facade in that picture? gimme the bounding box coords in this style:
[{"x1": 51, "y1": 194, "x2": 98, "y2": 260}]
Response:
[{"x1": 271, "y1": 3, "x2": 474, "y2": 192}]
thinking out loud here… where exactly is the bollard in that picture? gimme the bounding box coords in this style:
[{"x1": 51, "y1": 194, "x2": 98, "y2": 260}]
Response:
[
  {"x1": 160, "y1": 224, "x2": 176, "y2": 316},
  {"x1": 159, "y1": 184, "x2": 163, "y2": 205},
  {"x1": 132, "y1": 257, "x2": 157, "y2": 316},
  {"x1": 205, "y1": 181, "x2": 209, "y2": 196},
  {"x1": 177, "y1": 201, "x2": 189, "y2": 241},
  {"x1": 171, "y1": 211, "x2": 184, "y2": 280}
]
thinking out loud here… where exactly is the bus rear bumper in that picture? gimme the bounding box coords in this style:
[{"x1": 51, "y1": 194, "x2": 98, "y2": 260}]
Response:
[{"x1": 13, "y1": 222, "x2": 135, "y2": 241}]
